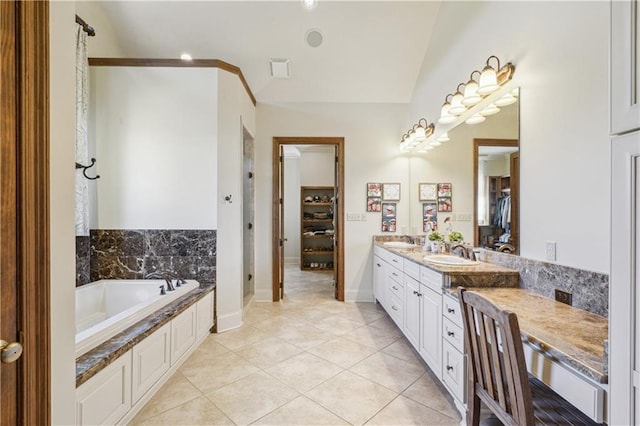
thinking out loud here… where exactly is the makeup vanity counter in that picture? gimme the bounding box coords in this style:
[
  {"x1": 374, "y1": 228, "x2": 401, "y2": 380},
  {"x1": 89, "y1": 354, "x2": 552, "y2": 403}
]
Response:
[{"x1": 373, "y1": 237, "x2": 608, "y2": 422}]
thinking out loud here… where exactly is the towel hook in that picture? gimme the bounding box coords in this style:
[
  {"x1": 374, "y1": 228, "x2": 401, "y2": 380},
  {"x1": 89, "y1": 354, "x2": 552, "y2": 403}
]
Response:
[{"x1": 75, "y1": 158, "x2": 100, "y2": 180}]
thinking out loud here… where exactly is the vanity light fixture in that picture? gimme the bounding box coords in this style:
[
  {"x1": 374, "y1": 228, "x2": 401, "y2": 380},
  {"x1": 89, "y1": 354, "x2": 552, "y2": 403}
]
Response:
[
  {"x1": 465, "y1": 113, "x2": 486, "y2": 125},
  {"x1": 478, "y1": 55, "x2": 515, "y2": 95},
  {"x1": 302, "y1": 0, "x2": 318, "y2": 11},
  {"x1": 429, "y1": 140, "x2": 442, "y2": 147},
  {"x1": 438, "y1": 94, "x2": 457, "y2": 124},
  {"x1": 180, "y1": 53, "x2": 193, "y2": 61},
  {"x1": 448, "y1": 83, "x2": 467, "y2": 116},
  {"x1": 400, "y1": 119, "x2": 435, "y2": 152},
  {"x1": 462, "y1": 71, "x2": 482, "y2": 106},
  {"x1": 479, "y1": 103, "x2": 500, "y2": 116}
]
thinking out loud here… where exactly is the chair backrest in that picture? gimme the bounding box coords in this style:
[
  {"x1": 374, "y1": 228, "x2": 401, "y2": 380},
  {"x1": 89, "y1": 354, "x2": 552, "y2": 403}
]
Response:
[{"x1": 458, "y1": 287, "x2": 534, "y2": 425}]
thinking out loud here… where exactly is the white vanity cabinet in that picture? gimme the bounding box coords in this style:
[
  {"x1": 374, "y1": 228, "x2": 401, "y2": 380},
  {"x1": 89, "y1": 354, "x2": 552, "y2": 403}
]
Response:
[
  {"x1": 441, "y1": 292, "x2": 466, "y2": 405},
  {"x1": 373, "y1": 254, "x2": 387, "y2": 309},
  {"x1": 611, "y1": 0, "x2": 640, "y2": 134},
  {"x1": 403, "y1": 275, "x2": 421, "y2": 348}
]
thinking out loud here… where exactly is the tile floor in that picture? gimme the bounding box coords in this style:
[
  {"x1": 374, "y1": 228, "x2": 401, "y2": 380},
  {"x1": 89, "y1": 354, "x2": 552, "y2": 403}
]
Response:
[{"x1": 130, "y1": 266, "x2": 462, "y2": 425}]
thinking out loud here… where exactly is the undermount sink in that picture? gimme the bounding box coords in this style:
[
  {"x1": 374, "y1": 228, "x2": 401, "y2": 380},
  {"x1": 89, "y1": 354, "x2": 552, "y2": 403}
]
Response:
[
  {"x1": 423, "y1": 254, "x2": 480, "y2": 266},
  {"x1": 383, "y1": 241, "x2": 417, "y2": 248}
]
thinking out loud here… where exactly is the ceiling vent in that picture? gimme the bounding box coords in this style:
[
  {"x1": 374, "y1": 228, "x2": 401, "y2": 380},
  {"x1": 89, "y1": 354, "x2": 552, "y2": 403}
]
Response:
[
  {"x1": 269, "y1": 58, "x2": 291, "y2": 78},
  {"x1": 305, "y1": 29, "x2": 323, "y2": 48}
]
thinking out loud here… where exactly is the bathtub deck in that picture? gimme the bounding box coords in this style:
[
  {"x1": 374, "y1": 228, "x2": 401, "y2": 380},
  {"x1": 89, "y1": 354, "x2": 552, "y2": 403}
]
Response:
[{"x1": 75, "y1": 283, "x2": 215, "y2": 387}]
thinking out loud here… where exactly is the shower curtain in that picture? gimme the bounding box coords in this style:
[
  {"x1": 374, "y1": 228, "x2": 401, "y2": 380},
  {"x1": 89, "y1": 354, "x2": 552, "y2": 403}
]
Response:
[{"x1": 75, "y1": 23, "x2": 89, "y2": 236}]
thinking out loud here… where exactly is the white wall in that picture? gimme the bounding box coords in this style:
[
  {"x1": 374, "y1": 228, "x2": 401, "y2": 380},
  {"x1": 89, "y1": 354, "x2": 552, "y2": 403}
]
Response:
[
  {"x1": 50, "y1": 2, "x2": 77, "y2": 424},
  {"x1": 217, "y1": 69, "x2": 256, "y2": 330},
  {"x1": 255, "y1": 103, "x2": 409, "y2": 302},
  {"x1": 410, "y1": 1, "x2": 609, "y2": 273},
  {"x1": 300, "y1": 149, "x2": 335, "y2": 186},
  {"x1": 284, "y1": 155, "x2": 301, "y2": 263},
  {"x1": 90, "y1": 67, "x2": 218, "y2": 230}
]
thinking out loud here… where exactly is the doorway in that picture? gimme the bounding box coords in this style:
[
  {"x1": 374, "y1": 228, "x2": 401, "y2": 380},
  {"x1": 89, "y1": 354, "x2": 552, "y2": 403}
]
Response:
[{"x1": 272, "y1": 137, "x2": 345, "y2": 302}]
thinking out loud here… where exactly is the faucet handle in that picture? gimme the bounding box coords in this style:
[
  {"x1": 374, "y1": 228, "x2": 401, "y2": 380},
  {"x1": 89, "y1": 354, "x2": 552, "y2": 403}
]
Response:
[{"x1": 159, "y1": 285, "x2": 166, "y2": 295}]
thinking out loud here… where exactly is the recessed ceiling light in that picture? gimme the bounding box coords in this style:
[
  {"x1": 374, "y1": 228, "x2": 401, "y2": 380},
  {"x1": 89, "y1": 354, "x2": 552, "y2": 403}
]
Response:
[
  {"x1": 180, "y1": 53, "x2": 192, "y2": 61},
  {"x1": 302, "y1": 0, "x2": 318, "y2": 11},
  {"x1": 305, "y1": 29, "x2": 323, "y2": 48},
  {"x1": 269, "y1": 58, "x2": 291, "y2": 78}
]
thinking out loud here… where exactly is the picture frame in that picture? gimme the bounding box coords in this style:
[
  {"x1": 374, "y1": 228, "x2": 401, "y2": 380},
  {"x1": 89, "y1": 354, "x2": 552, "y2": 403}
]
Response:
[
  {"x1": 437, "y1": 183, "x2": 453, "y2": 212},
  {"x1": 367, "y1": 197, "x2": 381, "y2": 212},
  {"x1": 422, "y1": 202, "x2": 437, "y2": 232},
  {"x1": 418, "y1": 183, "x2": 437, "y2": 201},
  {"x1": 382, "y1": 183, "x2": 401, "y2": 201},
  {"x1": 366, "y1": 182, "x2": 382, "y2": 197},
  {"x1": 381, "y1": 202, "x2": 397, "y2": 232},
  {"x1": 437, "y1": 183, "x2": 452, "y2": 198}
]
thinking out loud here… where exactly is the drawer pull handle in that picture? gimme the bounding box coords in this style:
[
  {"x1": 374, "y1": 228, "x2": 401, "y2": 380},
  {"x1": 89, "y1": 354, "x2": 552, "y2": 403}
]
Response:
[
  {"x1": 447, "y1": 331, "x2": 455, "y2": 337},
  {"x1": 413, "y1": 290, "x2": 418, "y2": 295},
  {"x1": 447, "y1": 308, "x2": 455, "y2": 314},
  {"x1": 418, "y1": 293, "x2": 423, "y2": 297},
  {"x1": 392, "y1": 286, "x2": 399, "y2": 290},
  {"x1": 392, "y1": 306, "x2": 398, "y2": 311},
  {"x1": 377, "y1": 263, "x2": 381, "y2": 267},
  {"x1": 392, "y1": 272, "x2": 398, "y2": 277},
  {"x1": 392, "y1": 259, "x2": 399, "y2": 263},
  {"x1": 446, "y1": 365, "x2": 454, "y2": 371}
]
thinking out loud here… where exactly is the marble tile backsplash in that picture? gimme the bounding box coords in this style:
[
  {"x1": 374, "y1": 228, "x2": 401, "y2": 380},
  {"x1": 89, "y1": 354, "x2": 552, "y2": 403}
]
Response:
[
  {"x1": 75, "y1": 229, "x2": 216, "y2": 287},
  {"x1": 76, "y1": 236, "x2": 91, "y2": 286},
  {"x1": 479, "y1": 249, "x2": 609, "y2": 317}
]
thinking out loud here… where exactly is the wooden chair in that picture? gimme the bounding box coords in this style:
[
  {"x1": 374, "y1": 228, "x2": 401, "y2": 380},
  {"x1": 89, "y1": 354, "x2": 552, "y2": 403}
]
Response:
[{"x1": 457, "y1": 287, "x2": 601, "y2": 426}]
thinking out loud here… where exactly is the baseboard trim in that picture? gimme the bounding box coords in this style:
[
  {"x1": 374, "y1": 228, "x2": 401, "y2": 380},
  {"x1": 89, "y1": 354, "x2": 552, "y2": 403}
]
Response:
[
  {"x1": 345, "y1": 289, "x2": 375, "y2": 303},
  {"x1": 216, "y1": 309, "x2": 243, "y2": 332},
  {"x1": 254, "y1": 288, "x2": 273, "y2": 302}
]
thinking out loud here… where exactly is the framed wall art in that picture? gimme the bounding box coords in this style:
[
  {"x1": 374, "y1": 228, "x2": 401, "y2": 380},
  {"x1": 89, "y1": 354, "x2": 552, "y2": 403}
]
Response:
[
  {"x1": 381, "y1": 202, "x2": 397, "y2": 232},
  {"x1": 422, "y1": 202, "x2": 438, "y2": 232},
  {"x1": 366, "y1": 183, "x2": 382, "y2": 212},
  {"x1": 437, "y1": 183, "x2": 452, "y2": 212},
  {"x1": 418, "y1": 183, "x2": 437, "y2": 201},
  {"x1": 382, "y1": 183, "x2": 401, "y2": 201}
]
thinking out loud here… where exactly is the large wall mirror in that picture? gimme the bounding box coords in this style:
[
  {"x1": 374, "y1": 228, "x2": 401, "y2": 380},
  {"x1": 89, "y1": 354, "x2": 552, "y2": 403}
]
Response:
[{"x1": 409, "y1": 89, "x2": 519, "y2": 251}]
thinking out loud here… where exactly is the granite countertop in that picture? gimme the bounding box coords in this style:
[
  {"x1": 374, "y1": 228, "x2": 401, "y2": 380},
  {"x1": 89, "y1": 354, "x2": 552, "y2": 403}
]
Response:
[
  {"x1": 447, "y1": 287, "x2": 608, "y2": 384},
  {"x1": 373, "y1": 237, "x2": 519, "y2": 286},
  {"x1": 75, "y1": 283, "x2": 215, "y2": 387}
]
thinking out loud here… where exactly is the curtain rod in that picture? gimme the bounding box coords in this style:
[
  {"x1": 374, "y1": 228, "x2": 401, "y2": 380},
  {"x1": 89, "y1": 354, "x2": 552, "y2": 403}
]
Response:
[{"x1": 75, "y1": 15, "x2": 96, "y2": 37}]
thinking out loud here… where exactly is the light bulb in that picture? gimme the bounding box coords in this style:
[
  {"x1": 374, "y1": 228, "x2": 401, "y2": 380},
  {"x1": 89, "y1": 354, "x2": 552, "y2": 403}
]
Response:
[
  {"x1": 430, "y1": 140, "x2": 442, "y2": 147},
  {"x1": 478, "y1": 65, "x2": 499, "y2": 95},
  {"x1": 436, "y1": 133, "x2": 450, "y2": 142},
  {"x1": 438, "y1": 102, "x2": 456, "y2": 124},
  {"x1": 462, "y1": 80, "x2": 481, "y2": 106},
  {"x1": 449, "y1": 90, "x2": 466, "y2": 116}
]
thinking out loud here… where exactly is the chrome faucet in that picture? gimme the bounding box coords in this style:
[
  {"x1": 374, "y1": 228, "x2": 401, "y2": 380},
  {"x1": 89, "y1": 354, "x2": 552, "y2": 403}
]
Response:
[
  {"x1": 144, "y1": 271, "x2": 184, "y2": 292},
  {"x1": 450, "y1": 243, "x2": 476, "y2": 261}
]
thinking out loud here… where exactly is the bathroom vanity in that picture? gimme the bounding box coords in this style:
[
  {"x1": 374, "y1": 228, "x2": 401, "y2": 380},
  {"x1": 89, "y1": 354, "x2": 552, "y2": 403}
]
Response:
[{"x1": 373, "y1": 237, "x2": 608, "y2": 423}]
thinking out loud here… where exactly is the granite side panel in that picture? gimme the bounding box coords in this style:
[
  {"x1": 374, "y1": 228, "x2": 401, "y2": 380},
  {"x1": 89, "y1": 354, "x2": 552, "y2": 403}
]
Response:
[
  {"x1": 88, "y1": 229, "x2": 217, "y2": 284},
  {"x1": 479, "y1": 249, "x2": 609, "y2": 317},
  {"x1": 76, "y1": 235, "x2": 91, "y2": 286}
]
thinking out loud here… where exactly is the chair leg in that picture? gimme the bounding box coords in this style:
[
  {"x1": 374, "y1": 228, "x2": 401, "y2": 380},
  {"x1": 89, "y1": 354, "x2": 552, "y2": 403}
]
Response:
[{"x1": 467, "y1": 393, "x2": 481, "y2": 426}]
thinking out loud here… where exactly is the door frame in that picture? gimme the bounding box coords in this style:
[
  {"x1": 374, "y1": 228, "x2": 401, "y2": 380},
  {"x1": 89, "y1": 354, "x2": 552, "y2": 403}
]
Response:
[
  {"x1": 1, "y1": 1, "x2": 51, "y2": 424},
  {"x1": 272, "y1": 137, "x2": 345, "y2": 302}
]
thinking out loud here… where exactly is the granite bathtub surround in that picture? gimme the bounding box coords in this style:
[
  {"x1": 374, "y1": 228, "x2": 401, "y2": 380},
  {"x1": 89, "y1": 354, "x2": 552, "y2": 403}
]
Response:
[
  {"x1": 76, "y1": 235, "x2": 91, "y2": 286},
  {"x1": 76, "y1": 283, "x2": 215, "y2": 387},
  {"x1": 87, "y1": 229, "x2": 216, "y2": 285},
  {"x1": 478, "y1": 249, "x2": 609, "y2": 317}
]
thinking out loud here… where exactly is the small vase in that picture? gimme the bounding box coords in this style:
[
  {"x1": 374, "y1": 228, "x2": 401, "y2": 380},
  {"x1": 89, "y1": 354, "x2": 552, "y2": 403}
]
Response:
[{"x1": 430, "y1": 241, "x2": 439, "y2": 253}]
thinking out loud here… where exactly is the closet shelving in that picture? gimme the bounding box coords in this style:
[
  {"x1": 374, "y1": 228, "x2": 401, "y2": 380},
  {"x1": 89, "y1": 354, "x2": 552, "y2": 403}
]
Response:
[
  {"x1": 483, "y1": 175, "x2": 511, "y2": 249},
  {"x1": 300, "y1": 186, "x2": 335, "y2": 271}
]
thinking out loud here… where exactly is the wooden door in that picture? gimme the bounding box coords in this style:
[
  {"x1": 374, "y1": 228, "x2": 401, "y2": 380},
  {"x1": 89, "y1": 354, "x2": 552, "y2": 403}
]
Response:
[
  {"x1": 509, "y1": 151, "x2": 519, "y2": 253},
  {"x1": 0, "y1": 2, "x2": 50, "y2": 424}
]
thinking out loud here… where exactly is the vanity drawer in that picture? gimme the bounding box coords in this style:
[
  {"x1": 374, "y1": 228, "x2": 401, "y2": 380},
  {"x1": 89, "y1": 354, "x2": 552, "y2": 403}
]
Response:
[
  {"x1": 388, "y1": 293, "x2": 404, "y2": 328},
  {"x1": 403, "y1": 259, "x2": 420, "y2": 281},
  {"x1": 442, "y1": 317, "x2": 464, "y2": 351},
  {"x1": 420, "y1": 266, "x2": 443, "y2": 293},
  {"x1": 382, "y1": 250, "x2": 404, "y2": 270},
  {"x1": 443, "y1": 293, "x2": 463, "y2": 328},
  {"x1": 388, "y1": 273, "x2": 403, "y2": 300}
]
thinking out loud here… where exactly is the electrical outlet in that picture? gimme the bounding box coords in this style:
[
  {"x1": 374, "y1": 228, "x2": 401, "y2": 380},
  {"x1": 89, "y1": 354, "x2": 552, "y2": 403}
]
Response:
[
  {"x1": 545, "y1": 241, "x2": 556, "y2": 261},
  {"x1": 555, "y1": 289, "x2": 572, "y2": 306}
]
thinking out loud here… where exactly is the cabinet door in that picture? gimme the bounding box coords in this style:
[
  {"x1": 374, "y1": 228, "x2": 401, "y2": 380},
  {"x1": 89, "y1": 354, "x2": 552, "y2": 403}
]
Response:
[
  {"x1": 373, "y1": 255, "x2": 386, "y2": 308},
  {"x1": 419, "y1": 285, "x2": 441, "y2": 378},
  {"x1": 403, "y1": 276, "x2": 420, "y2": 350},
  {"x1": 197, "y1": 292, "x2": 214, "y2": 340},
  {"x1": 442, "y1": 341, "x2": 465, "y2": 403},
  {"x1": 610, "y1": 130, "x2": 640, "y2": 425},
  {"x1": 132, "y1": 323, "x2": 171, "y2": 403},
  {"x1": 76, "y1": 351, "x2": 132, "y2": 426},
  {"x1": 171, "y1": 304, "x2": 197, "y2": 365},
  {"x1": 611, "y1": 0, "x2": 640, "y2": 134}
]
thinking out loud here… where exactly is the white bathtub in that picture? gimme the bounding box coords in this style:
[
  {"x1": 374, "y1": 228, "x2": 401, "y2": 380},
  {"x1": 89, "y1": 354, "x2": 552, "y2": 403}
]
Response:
[{"x1": 75, "y1": 279, "x2": 200, "y2": 357}]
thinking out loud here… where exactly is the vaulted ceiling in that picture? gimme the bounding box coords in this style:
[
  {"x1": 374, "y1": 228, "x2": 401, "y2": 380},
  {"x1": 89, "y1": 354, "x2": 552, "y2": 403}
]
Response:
[{"x1": 77, "y1": 1, "x2": 442, "y2": 104}]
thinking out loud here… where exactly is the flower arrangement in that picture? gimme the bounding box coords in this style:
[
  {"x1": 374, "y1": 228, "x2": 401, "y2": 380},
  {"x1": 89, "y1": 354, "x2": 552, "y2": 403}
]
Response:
[{"x1": 448, "y1": 231, "x2": 464, "y2": 242}]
